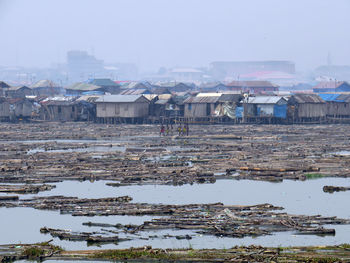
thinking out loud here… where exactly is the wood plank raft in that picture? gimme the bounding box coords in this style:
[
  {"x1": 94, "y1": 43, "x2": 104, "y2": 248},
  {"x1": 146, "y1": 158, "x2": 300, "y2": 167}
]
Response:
[
  {"x1": 1, "y1": 123, "x2": 350, "y2": 186},
  {"x1": 1, "y1": 195, "x2": 348, "y2": 242}
]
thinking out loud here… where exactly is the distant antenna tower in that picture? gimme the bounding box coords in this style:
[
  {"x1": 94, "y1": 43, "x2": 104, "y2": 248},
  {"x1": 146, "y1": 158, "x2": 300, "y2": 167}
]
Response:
[{"x1": 327, "y1": 51, "x2": 332, "y2": 66}]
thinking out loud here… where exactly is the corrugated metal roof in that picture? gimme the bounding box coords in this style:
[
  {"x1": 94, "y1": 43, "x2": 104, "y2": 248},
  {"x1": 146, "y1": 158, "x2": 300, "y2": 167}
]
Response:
[
  {"x1": 66, "y1": 82, "x2": 101, "y2": 91},
  {"x1": 336, "y1": 94, "x2": 350, "y2": 102},
  {"x1": 318, "y1": 94, "x2": 342, "y2": 102},
  {"x1": 184, "y1": 96, "x2": 220, "y2": 103},
  {"x1": 40, "y1": 96, "x2": 77, "y2": 106},
  {"x1": 96, "y1": 95, "x2": 148, "y2": 103},
  {"x1": 246, "y1": 96, "x2": 286, "y2": 104},
  {"x1": 218, "y1": 94, "x2": 243, "y2": 102},
  {"x1": 0, "y1": 81, "x2": 10, "y2": 88},
  {"x1": 31, "y1": 80, "x2": 58, "y2": 88},
  {"x1": 156, "y1": 82, "x2": 194, "y2": 89},
  {"x1": 290, "y1": 94, "x2": 324, "y2": 103},
  {"x1": 155, "y1": 99, "x2": 169, "y2": 105},
  {"x1": 76, "y1": 95, "x2": 101, "y2": 102},
  {"x1": 124, "y1": 82, "x2": 154, "y2": 90},
  {"x1": 143, "y1": 94, "x2": 158, "y2": 101},
  {"x1": 7, "y1": 85, "x2": 31, "y2": 91},
  {"x1": 120, "y1": 88, "x2": 151, "y2": 95},
  {"x1": 158, "y1": 94, "x2": 172, "y2": 100},
  {"x1": 199, "y1": 82, "x2": 222, "y2": 89},
  {"x1": 172, "y1": 94, "x2": 189, "y2": 105},
  {"x1": 196, "y1": 93, "x2": 222, "y2": 97},
  {"x1": 313, "y1": 81, "x2": 348, "y2": 90},
  {"x1": 88, "y1": 78, "x2": 120, "y2": 87},
  {"x1": 151, "y1": 87, "x2": 171, "y2": 95},
  {"x1": 227, "y1": 80, "x2": 278, "y2": 88}
]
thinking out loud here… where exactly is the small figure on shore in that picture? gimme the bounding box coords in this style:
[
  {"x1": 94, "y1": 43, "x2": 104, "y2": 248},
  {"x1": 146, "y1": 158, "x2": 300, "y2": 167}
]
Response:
[
  {"x1": 186, "y1": 123, "x2": 189, "y2": 136},
  {"x1": 182, "y1": 126, "x2": 187, "y2": 136},
  {"x1": 165, "y1": 124, "x2": 170, "y2": 136},
  {"x1": 160, "y1": 125, "x2": 165, "y2": 136},
  {"x1": 178, "y1": 125, "x2": 182, "y2": 136}
]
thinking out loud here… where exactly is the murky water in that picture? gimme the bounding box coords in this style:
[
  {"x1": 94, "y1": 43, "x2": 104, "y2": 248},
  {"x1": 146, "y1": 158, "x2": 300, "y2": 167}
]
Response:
[{"x1": 1, "y1": 178, "x2": 350, "y2": 252}]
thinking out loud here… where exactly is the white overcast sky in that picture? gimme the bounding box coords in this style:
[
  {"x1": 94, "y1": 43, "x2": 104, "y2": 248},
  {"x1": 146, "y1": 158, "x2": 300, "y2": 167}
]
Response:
[{"x1": 0, "y1": 0, "x2": 349, "y2": 71}]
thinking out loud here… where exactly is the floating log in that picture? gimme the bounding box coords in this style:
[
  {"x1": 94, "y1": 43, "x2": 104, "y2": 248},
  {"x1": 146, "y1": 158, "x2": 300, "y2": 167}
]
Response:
[
  {"x1": 0, "y1": 195, "x2": 19, "y2": 201},
  {"x1": 323, "y1": 185, "x2": 350, "y2": 193}
]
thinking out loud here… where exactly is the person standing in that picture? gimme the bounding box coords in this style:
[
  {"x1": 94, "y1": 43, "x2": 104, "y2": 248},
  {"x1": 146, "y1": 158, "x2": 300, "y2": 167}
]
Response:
[
  {"x1": 160, "y1": 125, "x2": 165, "y2": 136},
  {"x1": 166, "y1": 124, "x2": 169, "y2": 136}
]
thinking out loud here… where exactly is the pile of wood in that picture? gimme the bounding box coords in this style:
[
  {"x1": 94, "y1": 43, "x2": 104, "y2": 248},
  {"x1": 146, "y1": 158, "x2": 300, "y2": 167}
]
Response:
[
  {"x1": 2, "y1": 194, "x2": 345, "y2": 239},
  {"x1": 40, "y1": 227, "x2": 128, "y2": 244}
]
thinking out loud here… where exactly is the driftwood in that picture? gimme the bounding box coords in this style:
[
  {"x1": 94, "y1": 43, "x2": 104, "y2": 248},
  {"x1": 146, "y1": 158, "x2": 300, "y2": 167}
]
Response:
[
  {"x1": 40, "y1": 227, "x2": 129, "y2": 244},
  {"x1": 323, "y1": 185, "x2": 350, "y2": 193},
  {"x1": 1, "y1": 191, "x2": 343, "y2": 239},
  {"x1": 0, "y1": 184, "x2": 55, "y2": 194},
  {"x1": 0, "y1": 195, "x2": 18, "y2": 201},
  {"x1": 1, "y1": 123, "x2": 350, "y2": 186}
]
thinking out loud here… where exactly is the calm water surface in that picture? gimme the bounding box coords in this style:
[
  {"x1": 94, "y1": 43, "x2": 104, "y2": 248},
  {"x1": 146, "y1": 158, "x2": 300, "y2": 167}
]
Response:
[{"x1": 1, "y1": 178, "x2": 350, "y2": 251}]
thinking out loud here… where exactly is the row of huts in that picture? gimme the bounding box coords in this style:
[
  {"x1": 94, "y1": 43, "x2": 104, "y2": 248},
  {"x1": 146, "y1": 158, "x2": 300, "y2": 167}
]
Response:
[
  {"x1": 0, "y1": 79, "x2": 280, "y2": 98},
  {"x1": 92, "y1": 92, "x2": 350, "y2": 124},
  {"x1": 2, "y1": 79, "x2": 350, "y2": 98},
  {"x1": 1, "y1": 77, "x2": 350, "y2": 124},
  {"x1": 1, "y1": 92, "x2": 350, "y2": 124}
]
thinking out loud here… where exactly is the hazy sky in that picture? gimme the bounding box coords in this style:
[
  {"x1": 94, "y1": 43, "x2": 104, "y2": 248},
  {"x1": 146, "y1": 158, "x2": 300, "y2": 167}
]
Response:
[{"x1": 0, "y1": 0, "x2": 349, "y2": 71}]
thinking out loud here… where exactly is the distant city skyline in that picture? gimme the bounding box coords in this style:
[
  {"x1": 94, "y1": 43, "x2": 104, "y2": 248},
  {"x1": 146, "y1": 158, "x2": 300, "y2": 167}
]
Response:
[{"x1": 0, "y1": 0, "x2": 349, "y2": 71}]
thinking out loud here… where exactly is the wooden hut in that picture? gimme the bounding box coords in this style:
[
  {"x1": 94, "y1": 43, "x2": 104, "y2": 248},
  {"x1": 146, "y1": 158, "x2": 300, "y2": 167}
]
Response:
[
  {"x1": 214, "y1": 94, "x2": 243, "y2": 122},
  {"x1": 88, "y1": 79, "x2": 121, "y2": 94},
  {"x1": 287, "y1": 94, "x2": 326, "y2": 123},
  {"x1": 7, "y1": 98, "x2": 34, "y2": 121},
  {"x1": 149, "y1": 94, "x2": 184, "y2": 122},
  {"x1": 226, "y1": 81, "x2": 279, "y2": 94},
  {"x1": 40, "y1": 97, "x2": 83, "y2": 122},
  {"x1": 183, "y1": 94, "x2": 221, "y2": 120},
  {"x1": 65, "y1": 82, "x2": 106, "y2": 96},
  {"x1": 0, "y1": 97, "x2": 10, "y2": 121},
  {"x1": 0, "y1": 81, "x2": 10, "y2": 97},
  {"x1": 313, "y1": 81, "x2": 350, "y2": 93},
  {"x1": 31, "y1": 80, "x2": 62, "y2": 96},
  {"x1": 157, "y1": 82, "x2": 194, "y2": 93},
  {"x1": 318, "y1": 94, "x2": 350, "y2": 121},
  {"x1": 5, "y1": 86, "x2": 33, "y2": 98},
  {"x1": 76, "y1": 95, "x2": 101, "y2": 121},
  {"x1": 120, "y1": 88, "x2": 152, "y2": 95},
  {"x1": 95, "y1": 95, "x2": 149, "y2": 124},
  {"x1": 199, "y1": 82, "x2": 229, "y2": 93},
  {"x1": 243, "y1": 96, "x2": 287, "y2": 123}
]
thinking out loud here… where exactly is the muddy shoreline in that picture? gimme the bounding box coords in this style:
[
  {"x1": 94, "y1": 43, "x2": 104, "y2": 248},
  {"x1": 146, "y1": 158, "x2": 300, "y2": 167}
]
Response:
[
  {"x1": 1, "y1": 242, "x2": 350, "y2": 262},
  {"x1": 0, "y1": 123, "x2": 350, "y2": 253},
  {"x1": 1, "y1": 123, "x2": 350, "y2": 186}
]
